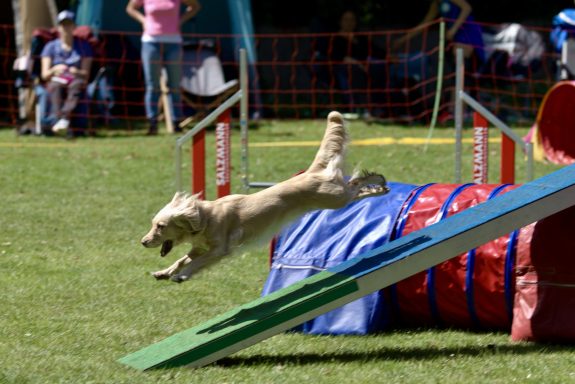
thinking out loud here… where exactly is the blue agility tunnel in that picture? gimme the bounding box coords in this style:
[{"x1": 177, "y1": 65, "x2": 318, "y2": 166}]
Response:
[{"x1": 264, "y1": 182, "x2": 419, "y2": 334}]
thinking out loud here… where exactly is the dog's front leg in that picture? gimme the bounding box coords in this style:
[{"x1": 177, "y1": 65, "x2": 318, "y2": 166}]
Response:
[
  {"x1": 170, "y1": 245, "x2": 229, "y2": 283},
  {"x1": 151, "y1": 253, "x2": 192, "y2": 280}
]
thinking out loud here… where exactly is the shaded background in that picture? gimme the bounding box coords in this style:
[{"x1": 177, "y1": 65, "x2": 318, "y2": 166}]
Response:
[
  {"x1": 251, "y1": 0, "x2": 575, "y2": 32},
  {"x1": 2, "y1": 1, "x2": 573, "y2": 31}
]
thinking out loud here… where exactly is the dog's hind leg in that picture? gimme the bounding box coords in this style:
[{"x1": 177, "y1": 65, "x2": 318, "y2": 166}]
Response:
[
  {"x1": 348, "y1": 170, "x2": 390, "y2": 200},
  {"x1": 307, "y1": 111, "x2": 348, "y2": 173}
]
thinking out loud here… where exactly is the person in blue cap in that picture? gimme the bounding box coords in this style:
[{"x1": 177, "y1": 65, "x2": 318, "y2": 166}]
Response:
[{"x1": 41, "y1": 10, "x2": 93, "y2": 134}]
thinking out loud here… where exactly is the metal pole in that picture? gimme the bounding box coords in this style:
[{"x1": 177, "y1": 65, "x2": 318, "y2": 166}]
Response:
[
  {"x1": 175, "y1": 145, "x2": 183, "y2": 192},
  {"x1": 455, "y1": 48, "x2": 464, "y2": 183},
  {"x1": 176, "y1": 91, "x2": 242, "y2": 148},
  {"x1": 239, "y1": 48, "x2": 250, "y2": 193},
  {"x1": 460, "y1": 92, "x2": 524, "y2": 144}
]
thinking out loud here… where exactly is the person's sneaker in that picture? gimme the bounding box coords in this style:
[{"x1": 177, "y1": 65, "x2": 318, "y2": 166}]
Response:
[{"x1": 52, "y1": 118, "x2": 70, "y2": 133}]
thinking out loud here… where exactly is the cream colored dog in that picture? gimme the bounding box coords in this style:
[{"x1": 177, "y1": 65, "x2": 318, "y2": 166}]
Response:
[{"x1": 141, "y1": 111, "x2": 389, "y2": 282}]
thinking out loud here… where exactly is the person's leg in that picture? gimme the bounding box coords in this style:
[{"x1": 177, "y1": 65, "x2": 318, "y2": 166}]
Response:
[
  {"x1": 349, "y1": 65, "x2": 368, "y2": 118},
  {"x1": 50, "y1": 79, "x2": 86, "y2": 134},
  {"x1": 334, "y1": 64, "x2": 353, "y2": 112},
  {"x1": 61, "y1": 79, "x2": 85, "y2": 117},
  {"x1": 141, "y1": 41, "x2": 162, "y2": 134},
  {"x1": 47, "y1": 81, "x2": 73, "y2": 132},
  {"x1": 46, "y1": 81, "x2": 63, "y2": 120},
  {"x1": 34, "y1": 84, "x2": 52, "y2": 134},
  {"x1": 163, "y1": 43, "x2": 183, "y2": 131},
  {"x1": 367, "y1": 58, "x2": 388, "y2": 118}
]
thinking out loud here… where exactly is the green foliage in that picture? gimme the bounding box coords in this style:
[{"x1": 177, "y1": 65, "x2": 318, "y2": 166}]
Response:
[{"x1": 0, "y1": 122, "x2": 570, "y2": 383}]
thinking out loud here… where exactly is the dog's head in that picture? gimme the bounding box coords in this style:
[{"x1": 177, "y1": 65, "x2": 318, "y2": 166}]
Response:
[{"x1": 141, "y1": 192, "x2": 204, "y2": 257}]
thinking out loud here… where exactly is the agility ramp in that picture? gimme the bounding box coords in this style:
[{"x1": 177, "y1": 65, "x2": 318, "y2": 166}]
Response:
[{"x1": 119, "y1": 164, "x2": 575, "y2": 371}]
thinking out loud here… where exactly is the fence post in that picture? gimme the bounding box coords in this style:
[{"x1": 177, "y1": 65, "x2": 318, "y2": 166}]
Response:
[
  {"x1": 473, "y1": 112, "x2": 489, "y2": 184},
  {"x1": 192, "y1": 129, "x2": 206, "y2": 199},
  {"x1": 501, "y1": 133, "x2": 515, "y2": 184},
  {"x1": 216, "y1": 109, "x2": 231, "y2": 198}
]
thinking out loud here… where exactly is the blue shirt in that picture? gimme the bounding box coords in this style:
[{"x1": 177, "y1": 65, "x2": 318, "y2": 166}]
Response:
[
  {"x1": 551, "y1": 9, "x2": 575, "y2": 52},
  {"x1": 438, "y1": 0, "x2": 485, "y2": 62},
  {"x1": 41, "y1": 37, "x2": 93, "y2": 68}
]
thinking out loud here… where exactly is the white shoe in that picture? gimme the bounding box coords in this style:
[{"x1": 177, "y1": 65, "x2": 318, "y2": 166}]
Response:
[{"x1": 52, "y1": 118, "x2": 70, "y2": 133}]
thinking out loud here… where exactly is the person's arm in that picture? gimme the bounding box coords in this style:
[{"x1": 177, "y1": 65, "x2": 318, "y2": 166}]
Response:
[
  {"x1": 446, "y1": 0, "x2": 472, "y2": 40},
  {"x1": 393, "y1": 0, "x2": 439, "y2": 49},
  {"x1": 41, "y1": 56, "x2": 54, "y2": 81},
  {"x1": 69, "y1": 57, "x2": 93, "y2": 80},
  {"x1": 180, "y1": 0, "x2": 201, "y2": 25},
  {"x1": 126, "y1": 0, "x2": 146, "y2": 26}
]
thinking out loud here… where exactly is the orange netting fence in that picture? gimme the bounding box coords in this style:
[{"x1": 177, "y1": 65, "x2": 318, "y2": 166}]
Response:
[{"x1": 0, "y1": 19, "x2": 562, "y2": 130}]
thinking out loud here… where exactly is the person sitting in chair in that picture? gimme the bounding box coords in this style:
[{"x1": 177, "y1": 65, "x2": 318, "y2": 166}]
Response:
[{"x1": 41, "y1": 10, "x2": 93, "y2": 134}]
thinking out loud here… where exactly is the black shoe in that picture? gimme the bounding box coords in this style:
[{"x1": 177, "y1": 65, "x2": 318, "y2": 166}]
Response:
[
  {"x1": 146, "y1": 120, "x2": 158, "y2": 136},
  {"x1": 173, "y1": 121, "x2": 182, "y2": 133}
]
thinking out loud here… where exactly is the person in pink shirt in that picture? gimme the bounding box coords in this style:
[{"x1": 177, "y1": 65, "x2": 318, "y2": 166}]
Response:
[{"x1": 126, "y1": 0, "x2": 201, "y2": 135}]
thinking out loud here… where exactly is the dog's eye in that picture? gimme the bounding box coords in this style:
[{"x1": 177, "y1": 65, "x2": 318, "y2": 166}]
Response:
[{"x1": 156, "y1": 223, "x2": 166, "y2": 229}]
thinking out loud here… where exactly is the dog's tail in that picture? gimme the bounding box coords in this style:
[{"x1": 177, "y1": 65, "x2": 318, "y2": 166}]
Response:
[{"x1": 308, "y1": 111, "x2": 348, "y2": 173}]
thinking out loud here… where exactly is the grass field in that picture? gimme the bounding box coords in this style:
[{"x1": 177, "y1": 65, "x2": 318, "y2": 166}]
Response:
[{"x1": 0, "y1": 119, "x2": 572, "y2": 384}]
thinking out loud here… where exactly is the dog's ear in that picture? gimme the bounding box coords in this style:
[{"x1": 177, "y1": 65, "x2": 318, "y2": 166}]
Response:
[
  {"x1": 174, "y1": 195, "x2": 205, "y2": 233},
  {"x1": 171, "y1": 191, "x2": 186, "y2": 204}
]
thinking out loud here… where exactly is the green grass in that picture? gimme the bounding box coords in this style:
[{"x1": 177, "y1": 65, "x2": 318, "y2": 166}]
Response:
[{"x1": 0, "y1": 120, "x2": 572, "y2": 383}]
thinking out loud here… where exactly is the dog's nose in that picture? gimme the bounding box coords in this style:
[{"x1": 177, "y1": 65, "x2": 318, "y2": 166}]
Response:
[{"x1": 141, "y1": 238, "x2": 149, "y2": 247}]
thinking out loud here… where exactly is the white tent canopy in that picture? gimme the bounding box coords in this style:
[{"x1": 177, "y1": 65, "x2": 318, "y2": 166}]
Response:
[{"x1": 12, "y1": 0, "x2": 57, "y2": 56}]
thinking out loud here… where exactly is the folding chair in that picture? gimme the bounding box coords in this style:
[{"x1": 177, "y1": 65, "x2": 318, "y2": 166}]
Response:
[{"x1": 179, "y1": 43, "x2": 238, "y2": 128}]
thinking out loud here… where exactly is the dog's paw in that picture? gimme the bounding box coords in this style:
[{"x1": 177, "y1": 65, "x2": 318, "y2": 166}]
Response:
[
  {"x1": 327, "y1": 111, "x2": 344, "y2": 125},
  {"x1": 170, "y1": 274, "x2": 190, "y2": 283},
  {"x1": 356, "y1": 184, "x2": 390, "y2": 200},
  {"x1": 348, "y1": 171, "x2": 390, "y2": 200},
  {"x1": 151, "y1": 271, "x2": 171, "y2": 280}
]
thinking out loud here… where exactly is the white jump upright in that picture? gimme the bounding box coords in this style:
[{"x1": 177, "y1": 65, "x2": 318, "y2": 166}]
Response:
[
  {"x1": 175, "y1": 49, "x2": 249, "y2": 196},
  {"x1": 453, "y1": 48, "x2": 534, "y2": 184}
]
